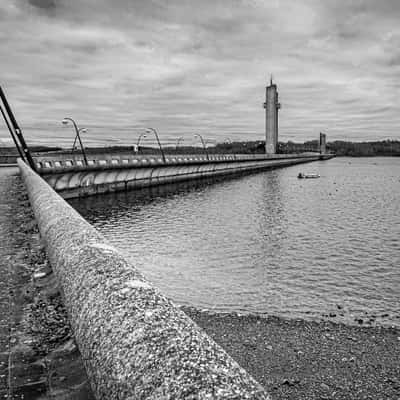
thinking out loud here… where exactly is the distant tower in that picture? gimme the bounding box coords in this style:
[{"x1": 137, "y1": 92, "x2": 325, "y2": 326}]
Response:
[
  {"x1": 263, "y1": 76, "x2": 281, "y2": 154},
  {"x1": 319, "y1": 132, "x2": 326, "y2": 154}
]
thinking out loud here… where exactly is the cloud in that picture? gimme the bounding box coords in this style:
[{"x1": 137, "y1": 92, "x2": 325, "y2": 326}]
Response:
[
  {"x1": 0, "y1": 0, "x2": 399, "y2": 146},
  {"x1": 28, "y1": 0, "x2": 55, "y2": 10}
]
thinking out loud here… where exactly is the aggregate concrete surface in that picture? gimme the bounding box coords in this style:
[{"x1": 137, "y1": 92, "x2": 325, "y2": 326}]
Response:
[
  {"x1": 0, "y1": 167, "x2": 94, "y2": 399},
  {"x1": 18, "y1": 160, "x2": 270, "y2": 399}
]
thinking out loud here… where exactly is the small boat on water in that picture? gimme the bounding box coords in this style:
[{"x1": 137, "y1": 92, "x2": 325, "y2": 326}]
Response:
[{"x1": 298, "y1": 172, "x2": 320, "y2": 179}]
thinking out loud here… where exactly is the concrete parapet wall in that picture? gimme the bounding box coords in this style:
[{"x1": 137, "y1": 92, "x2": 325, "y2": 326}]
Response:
[{"x1": 18, "y1": 159, "x2": 270, "y2": 400}]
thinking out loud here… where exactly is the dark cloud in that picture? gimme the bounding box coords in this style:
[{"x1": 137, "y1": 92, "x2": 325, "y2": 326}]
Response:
[{"x1": 28, "y1": 0, "x2": 56, "y2": 9}]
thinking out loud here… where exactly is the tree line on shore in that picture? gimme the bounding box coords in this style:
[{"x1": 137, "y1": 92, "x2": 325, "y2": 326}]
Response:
[
  {"x1": 279, "y1": 139, "x2": 400, "y2": 156},
  {"x1": 214, "y1": 140, "x2": 400, "y2": 156}
]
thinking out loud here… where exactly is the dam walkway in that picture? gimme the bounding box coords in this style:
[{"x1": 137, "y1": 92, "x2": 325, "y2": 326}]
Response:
[{"x1": 33, "y1": 151, "x2": 333, "y2": 198}]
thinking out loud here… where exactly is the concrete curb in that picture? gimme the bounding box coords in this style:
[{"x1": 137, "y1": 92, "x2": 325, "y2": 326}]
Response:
[{"x1": 18, "y1": 159, "x2": 270, "y2": 400}]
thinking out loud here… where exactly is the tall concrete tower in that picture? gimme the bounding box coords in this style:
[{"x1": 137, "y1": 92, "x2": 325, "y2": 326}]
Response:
[
  {"x1": 263, "y1": 77, "x2": 281, "y2": 154},
  {"x1": 319, "y1": 132, "x2": 326, "y2": 154}
]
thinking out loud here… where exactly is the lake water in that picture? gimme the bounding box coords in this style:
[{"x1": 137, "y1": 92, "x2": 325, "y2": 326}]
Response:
[{"x1": 70, "y1": 157, "x2": 400, "y2": 327}]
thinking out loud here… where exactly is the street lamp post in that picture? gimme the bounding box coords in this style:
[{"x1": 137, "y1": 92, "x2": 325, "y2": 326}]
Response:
[
  {"x1": 194, "y1": 133, "x2": 209, "y2": 160},
  {"x1": 175, "y1": 136, "x2": 183, "y2": 151},
  {"x1": 62, "y1": 117, "x2": 88, "y2": 166},
  {"x1": 146, "y1": 128, "x2": 165, "y2": 163},
  {"x1": 72, "y1": 128, "x2": 87, "y2": 152},
  {"x1": 136, "y1": 133, "x2": 147, "y2": 153}
]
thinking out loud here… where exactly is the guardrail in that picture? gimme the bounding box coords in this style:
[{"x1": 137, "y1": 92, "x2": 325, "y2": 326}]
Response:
[
  {"x1": 34, "y1": 152, "x2": 322, "y2": 173},
  {"x1": 18, "y1": 159, "x2": 270, "y2": 399}
]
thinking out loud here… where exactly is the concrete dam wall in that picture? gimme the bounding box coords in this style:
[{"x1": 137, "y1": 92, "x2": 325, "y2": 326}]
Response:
[
  {"x1": 18, "y1": 159, "x2": 270, "y2": 399},
  {"x1": 34, "y1": 152, "x2": 330, "y2": 198}
]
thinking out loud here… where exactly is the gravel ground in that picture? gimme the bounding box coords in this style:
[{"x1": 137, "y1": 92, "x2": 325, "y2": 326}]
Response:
[
  {"x1": 0, "y1": 167, "x2": 93, "y2": 399},
  {"x1": 183, "y1": 307, "x2": 400, "y2": 400}
]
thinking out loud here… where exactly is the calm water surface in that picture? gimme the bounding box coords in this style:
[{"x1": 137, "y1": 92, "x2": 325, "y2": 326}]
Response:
[{"x1": 70, "y1": 158, "x2": 400, "y2": 327}]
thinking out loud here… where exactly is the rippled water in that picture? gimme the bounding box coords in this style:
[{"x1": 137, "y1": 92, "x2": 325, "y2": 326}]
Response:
[{"x1": 70, "y1": 157, "x2": 400, "y2": 327}]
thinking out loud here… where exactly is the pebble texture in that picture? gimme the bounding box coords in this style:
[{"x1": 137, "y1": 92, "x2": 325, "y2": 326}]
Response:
[
  {"x1": 0, "y1": 167, "x2": 94, "y2": 399},
  {"x1": 18, "y1": 159, "x2": 270, "y2": 400}
]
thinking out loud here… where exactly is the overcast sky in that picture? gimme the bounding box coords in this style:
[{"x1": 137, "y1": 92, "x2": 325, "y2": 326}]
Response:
[{"x1": 0, "y1": 0, "x2": 399, "y2": 147}]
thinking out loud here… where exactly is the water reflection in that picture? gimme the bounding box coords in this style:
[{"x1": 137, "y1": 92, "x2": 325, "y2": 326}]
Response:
[{"x1": 70, "y1": 177, "x2": 241, "y2": 223}]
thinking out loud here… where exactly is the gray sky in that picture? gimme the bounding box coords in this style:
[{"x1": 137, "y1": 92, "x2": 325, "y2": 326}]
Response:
[{"x1": 0, "y1": 0, "x2": 399, "y2": 147}]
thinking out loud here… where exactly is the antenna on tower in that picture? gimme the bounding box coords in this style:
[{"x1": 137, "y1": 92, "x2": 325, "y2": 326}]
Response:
[{"x1": 270, "y1": 74, "x2": 273, "y2": 86}]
